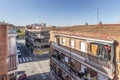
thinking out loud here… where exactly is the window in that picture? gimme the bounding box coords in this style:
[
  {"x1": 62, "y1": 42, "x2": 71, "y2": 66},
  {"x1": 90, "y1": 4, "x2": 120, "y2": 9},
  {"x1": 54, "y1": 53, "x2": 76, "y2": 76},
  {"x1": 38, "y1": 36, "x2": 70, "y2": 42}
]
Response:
[
  {"x1": 62, "y1": 38, "x2": 66, "y2": 45},
  {"x1": 54, "y1": 38, "x2": 57, "y2": 43},
  {"x1": 70, "y1": 39, "x2": 74, "y2": 48},
  {"x1": 64, "y1": 56, "x2": 69, "y2": 63},
  {"x1": 80, "y1": 42, "x2": 86, "y2": 52}
]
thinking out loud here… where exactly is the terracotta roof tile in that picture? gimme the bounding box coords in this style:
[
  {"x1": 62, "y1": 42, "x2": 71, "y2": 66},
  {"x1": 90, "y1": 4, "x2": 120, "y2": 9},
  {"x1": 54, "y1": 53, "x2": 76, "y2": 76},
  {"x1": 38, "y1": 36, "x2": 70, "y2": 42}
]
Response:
[{"x1": 52, "y1": 24, "x2": 120, "y2": 40}]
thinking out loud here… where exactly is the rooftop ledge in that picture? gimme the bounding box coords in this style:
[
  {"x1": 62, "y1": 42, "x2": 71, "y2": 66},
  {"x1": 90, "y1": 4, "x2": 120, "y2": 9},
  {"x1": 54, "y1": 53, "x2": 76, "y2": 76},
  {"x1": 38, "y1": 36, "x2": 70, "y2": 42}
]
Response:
[{"x1": 54, "y1": 32, "x2": 114, "y2": 44}]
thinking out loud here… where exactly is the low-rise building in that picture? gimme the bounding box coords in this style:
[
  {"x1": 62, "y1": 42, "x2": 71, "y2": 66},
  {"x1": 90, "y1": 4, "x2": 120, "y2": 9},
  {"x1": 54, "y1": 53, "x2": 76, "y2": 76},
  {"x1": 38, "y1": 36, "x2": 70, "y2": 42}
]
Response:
[
  {"x1": 25, "y1": 27, "x2": 51, "y2": 55},
  {"x1": 7, "y1": 29, "x2": 18, "y2": 80},
  {"x1": 50, "y1": 23, "x2": 120, "y2": 80}
]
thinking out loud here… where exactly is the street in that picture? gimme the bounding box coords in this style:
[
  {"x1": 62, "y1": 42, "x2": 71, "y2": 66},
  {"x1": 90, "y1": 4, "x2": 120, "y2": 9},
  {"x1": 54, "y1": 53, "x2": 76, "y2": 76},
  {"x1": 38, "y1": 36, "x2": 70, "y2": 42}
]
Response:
[{"x1": 17, "y1": 39, "x2": 50, "y2": 80}]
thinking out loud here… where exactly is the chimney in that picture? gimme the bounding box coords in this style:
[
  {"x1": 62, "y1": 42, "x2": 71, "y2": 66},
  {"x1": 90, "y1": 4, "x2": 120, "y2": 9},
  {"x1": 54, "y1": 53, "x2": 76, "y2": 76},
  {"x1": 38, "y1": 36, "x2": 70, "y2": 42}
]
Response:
[{"x1": 98, "y1": 21, "x2": 102, "y2": 27}]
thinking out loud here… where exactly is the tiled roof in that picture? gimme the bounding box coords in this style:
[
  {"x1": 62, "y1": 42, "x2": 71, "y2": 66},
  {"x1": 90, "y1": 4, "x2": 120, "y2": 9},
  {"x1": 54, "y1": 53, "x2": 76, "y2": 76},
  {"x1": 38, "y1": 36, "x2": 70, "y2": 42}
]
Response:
[
  {"x1": 52, "y1": 24, "x2": 120, "y2": 35},
  {"x1": 52, "y1": 24, "x2": 120, "y2": 40}
]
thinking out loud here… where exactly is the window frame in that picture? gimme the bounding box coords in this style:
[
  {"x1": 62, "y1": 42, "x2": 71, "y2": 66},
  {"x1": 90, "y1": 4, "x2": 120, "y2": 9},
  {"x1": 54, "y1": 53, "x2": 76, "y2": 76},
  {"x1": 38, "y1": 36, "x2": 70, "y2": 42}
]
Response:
[
  {"x1": 62, "y1": 38, "x2": 66, "y2": 45},
  {"x1": 80, "y1": 41, "x2": 86, "y2": 52},
  {"x1": 70, "y1": 39, "x2": 75, "y2": 48}
]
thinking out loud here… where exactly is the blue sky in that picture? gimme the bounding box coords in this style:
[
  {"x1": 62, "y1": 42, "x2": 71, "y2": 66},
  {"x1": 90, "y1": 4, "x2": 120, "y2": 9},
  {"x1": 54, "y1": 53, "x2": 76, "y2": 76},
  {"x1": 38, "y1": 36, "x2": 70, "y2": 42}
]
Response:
[{"x1": 0, "y1": 0, "x2": 120, "y2": 26}]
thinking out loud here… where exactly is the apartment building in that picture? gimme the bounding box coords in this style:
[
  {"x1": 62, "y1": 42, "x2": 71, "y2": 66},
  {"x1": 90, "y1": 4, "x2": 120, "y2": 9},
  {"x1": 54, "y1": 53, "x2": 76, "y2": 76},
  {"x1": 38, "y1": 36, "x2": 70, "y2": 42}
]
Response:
[
  {"x1": 0, "y1": 24, "x2": 8, "y2": 80},
  {"x1": 25, "y1": 27, "x2": 50, "y2": 54},
  {"x1": 50, "y1": 23, "x2": 120, "y2": 80},
  {"x1": 0, "y1": 24, "x2": 18, "y2": 80},
  {"x1": 7, "y1": 29, "x2": 18, "y2": 80}
]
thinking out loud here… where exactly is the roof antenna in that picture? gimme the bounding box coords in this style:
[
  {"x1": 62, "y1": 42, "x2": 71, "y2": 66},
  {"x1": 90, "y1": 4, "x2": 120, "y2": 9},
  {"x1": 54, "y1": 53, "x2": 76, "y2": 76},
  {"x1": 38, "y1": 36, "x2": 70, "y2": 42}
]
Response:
[{"x1": 97, "y1": 8, "x2": 100, "y2": 24}]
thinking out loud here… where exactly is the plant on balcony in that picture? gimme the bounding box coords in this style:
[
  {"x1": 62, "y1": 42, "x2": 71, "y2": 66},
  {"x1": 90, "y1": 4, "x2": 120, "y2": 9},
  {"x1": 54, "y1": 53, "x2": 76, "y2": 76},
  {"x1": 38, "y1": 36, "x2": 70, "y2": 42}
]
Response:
[
  {"x1": 52, "y1": 54, "x2": 56, "y2": 58},
  {"x1": 69, "y1": 61, "x2": 75, "y2": 68}
]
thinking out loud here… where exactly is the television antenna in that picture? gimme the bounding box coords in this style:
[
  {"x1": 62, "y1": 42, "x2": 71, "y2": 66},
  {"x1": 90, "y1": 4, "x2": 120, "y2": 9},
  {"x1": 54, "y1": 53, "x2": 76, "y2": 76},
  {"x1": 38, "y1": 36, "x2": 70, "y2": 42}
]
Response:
[{"x1": 97, "y1": 8, "x2": 100, "y2": 23}]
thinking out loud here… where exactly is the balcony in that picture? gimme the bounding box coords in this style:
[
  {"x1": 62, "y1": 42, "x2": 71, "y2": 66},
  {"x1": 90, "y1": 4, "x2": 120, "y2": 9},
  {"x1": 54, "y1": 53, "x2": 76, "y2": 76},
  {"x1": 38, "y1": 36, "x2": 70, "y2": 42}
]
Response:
[
  {"x1": 85, "y1": 54, "x2": 115, "y2": 75},
  {"x1": 33, "y1": 35, "x2": 49, "y2": 39},
  {"x1": 51, "y1": 57, "x2": 81, "y2": 80},
  {"x1": 8, "y1": 55, "x2": 17, "y2": 71},
  {"x1": 51, "y1": 42, "x2": 113, "y2": 74},
  {"x1": 87, "y1": 54, "x2": 110, "y2": 68},
  {"x1": 51, "y1": 42, "x2": 85, "y2": 62},
  {"x1": 50, "y1": 68, "x2": 62, "y2": 80},
  {"x1": 33, "y1": 41, "x2": 49, "y2": 46}
]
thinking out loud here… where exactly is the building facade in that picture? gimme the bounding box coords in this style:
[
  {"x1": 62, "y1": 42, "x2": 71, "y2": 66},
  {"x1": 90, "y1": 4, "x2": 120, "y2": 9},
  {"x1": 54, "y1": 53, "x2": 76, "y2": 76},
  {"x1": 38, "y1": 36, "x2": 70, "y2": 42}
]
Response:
[
  {"x1": 0, "y1": 24, "x2": 8, "y2": 80},
  {"x1": 7, "y1": 30, "x2": 18, "y2": 80},
  {"x1": 25, "y1": 28, "x2": 50, "y2": 55},
  {"x1": 0, "y1": 24, "x2": 18, "y2": 80},
  {"x1": 50, "y1": 24, "x2": 120, "y2": 80}
]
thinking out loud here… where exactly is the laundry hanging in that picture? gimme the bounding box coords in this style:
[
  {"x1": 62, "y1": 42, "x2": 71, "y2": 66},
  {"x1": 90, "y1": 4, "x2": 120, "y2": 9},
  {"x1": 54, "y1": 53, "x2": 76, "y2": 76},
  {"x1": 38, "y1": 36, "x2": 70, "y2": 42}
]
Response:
[
  {"x1": 97, "y1": 44, "x2": 111, "y2": 61},
  {"x1": 104, "y1": 46, "x2": 111, "y2": 61},
  {"x1": 91, "y1": 44, "x2": 98, "y2": 56}
]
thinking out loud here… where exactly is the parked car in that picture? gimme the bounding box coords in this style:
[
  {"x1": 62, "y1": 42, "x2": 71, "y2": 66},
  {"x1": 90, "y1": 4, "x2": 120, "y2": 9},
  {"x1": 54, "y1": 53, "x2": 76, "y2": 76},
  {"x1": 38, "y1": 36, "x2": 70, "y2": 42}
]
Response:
[
  {"x1": 17, "y1": 52, "x2": 21, "y2": 57},
  {"x1": 17, "y1": 49, "x2": 21, "y2": 57}
]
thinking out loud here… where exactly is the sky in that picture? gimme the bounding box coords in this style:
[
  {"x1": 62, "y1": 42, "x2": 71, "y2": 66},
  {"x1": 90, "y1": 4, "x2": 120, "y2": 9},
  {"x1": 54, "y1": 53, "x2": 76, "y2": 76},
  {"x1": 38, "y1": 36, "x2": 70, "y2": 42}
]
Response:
[{"x1": 0, "y1": 0, "x2": 120, "y2": 26}]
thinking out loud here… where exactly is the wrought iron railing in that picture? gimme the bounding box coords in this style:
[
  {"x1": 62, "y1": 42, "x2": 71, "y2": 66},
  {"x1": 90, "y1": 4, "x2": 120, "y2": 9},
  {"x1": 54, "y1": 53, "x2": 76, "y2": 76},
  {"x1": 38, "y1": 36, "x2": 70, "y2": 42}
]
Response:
[{"x1": 8, "y1": 55, "x2": 17, "y2": 71}]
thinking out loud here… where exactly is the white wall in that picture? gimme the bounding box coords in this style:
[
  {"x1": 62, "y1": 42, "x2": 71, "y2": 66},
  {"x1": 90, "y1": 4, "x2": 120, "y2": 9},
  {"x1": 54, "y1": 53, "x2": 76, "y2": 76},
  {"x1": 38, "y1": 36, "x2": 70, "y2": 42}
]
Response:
[{"x1": 8, "y1": 36, "x2": 17, "y2": 55}]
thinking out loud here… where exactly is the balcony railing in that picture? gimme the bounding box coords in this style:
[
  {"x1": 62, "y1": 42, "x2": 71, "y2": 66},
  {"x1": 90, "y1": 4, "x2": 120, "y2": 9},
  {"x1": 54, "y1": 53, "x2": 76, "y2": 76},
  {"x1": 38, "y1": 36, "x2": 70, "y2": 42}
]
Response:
[
  {"x1": 50, "y1": 68, "x2": 62, "y2": 80},
  {"x1": 51, "y1": 57, "x2": 81, "y2": 80},
  {"x1": 34, "y1": 35, "x2": 49, "y2": 39},
  {"x1": 8, "y1": 55, "x2": 17, "y2": 71},
  {"x1": 51, "y1": 42, "x2": 85, "y2": 62},
  {"x1": 87, "y1": 54, "x2": 110, "y2": 68},
  {"x1": 33, "y1": 41, "x2": 49, "y2": 46},
  {"x1": 51, "y1": 42, "x2": 111, "y2": 72}
]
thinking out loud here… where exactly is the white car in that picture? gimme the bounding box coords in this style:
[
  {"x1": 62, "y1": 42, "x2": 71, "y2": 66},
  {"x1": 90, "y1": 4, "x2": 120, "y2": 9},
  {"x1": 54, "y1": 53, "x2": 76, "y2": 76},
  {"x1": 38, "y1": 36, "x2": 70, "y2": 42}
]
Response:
[{"x1": 17, "y1": 49, "x2": 21, "y2": 57}]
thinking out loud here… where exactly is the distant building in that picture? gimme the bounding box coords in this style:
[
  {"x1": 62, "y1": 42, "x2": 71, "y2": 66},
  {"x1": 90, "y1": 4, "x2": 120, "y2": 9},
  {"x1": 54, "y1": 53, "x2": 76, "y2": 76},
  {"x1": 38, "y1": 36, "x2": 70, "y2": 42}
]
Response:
[
  {"x1": 26, "y1": 23, "x2": 46, "y2": 29},
  {"x1": 16, "y1": 26, "x2": 25, "y2": 30},
  {"x1": 25, "y1": 26, "x2": 51, "y2": 55},
  {"x1": 50, "y1": 23, "x2": 120, "y2": 80},
  {"x1": 0, "y1": 24, "x2": 18, "y2": 80}
]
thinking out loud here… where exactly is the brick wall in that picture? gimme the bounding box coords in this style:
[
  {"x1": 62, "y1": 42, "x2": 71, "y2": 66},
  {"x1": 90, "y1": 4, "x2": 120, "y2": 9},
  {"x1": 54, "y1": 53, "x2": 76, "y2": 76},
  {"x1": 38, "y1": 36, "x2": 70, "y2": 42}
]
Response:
[{"x1": 0, "y1": 25, "x2": 8, "y2": 79}]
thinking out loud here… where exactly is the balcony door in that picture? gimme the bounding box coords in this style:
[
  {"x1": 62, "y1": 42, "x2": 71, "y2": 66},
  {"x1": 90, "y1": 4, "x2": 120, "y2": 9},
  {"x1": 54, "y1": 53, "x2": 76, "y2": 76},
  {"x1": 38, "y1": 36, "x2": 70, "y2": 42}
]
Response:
[
  {"x1": 56, "y1": 38, "x2": 60, "y2": 45},
  {"x1": 80, "y1": 42, "x2": 86, "y2": 53}
]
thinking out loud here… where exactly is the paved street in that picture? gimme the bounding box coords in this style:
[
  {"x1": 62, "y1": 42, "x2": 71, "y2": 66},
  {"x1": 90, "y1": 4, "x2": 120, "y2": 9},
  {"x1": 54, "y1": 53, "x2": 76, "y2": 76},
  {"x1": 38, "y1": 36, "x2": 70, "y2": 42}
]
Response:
[{"x1": 17, "y1": 39, "x2": 50, "y2": 80}]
